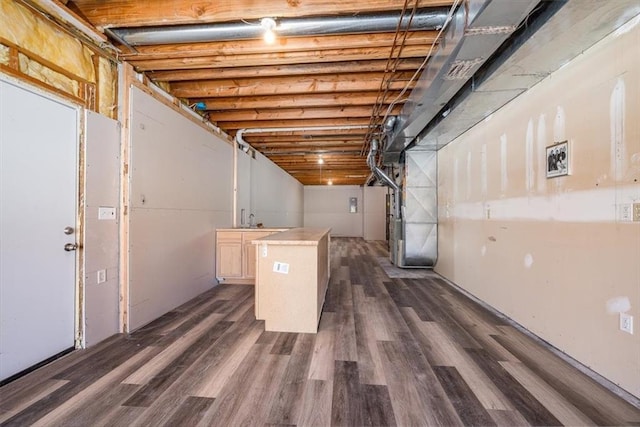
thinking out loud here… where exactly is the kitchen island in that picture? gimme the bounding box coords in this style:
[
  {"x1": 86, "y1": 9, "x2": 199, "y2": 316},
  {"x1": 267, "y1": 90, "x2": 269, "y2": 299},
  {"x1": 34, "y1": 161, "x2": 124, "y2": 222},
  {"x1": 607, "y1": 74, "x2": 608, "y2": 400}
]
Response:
[{"x1": 253, "y1": 228, "x2": 330, "y2": 333}]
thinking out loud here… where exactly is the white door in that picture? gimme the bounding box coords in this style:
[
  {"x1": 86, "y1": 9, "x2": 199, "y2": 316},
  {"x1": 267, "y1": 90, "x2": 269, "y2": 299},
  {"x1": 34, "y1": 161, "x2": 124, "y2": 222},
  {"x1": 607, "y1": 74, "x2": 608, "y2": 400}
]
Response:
[{"x1": 0, "y1": 79, "x2": 78, "y2": 382}]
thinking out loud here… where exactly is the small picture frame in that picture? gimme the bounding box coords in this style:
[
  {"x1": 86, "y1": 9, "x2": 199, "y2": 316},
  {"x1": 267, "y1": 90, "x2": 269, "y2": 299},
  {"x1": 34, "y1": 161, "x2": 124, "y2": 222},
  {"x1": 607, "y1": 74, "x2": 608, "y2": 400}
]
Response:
[{"x1": 546, "y1": 140, "x2": 570, "y2": 178}]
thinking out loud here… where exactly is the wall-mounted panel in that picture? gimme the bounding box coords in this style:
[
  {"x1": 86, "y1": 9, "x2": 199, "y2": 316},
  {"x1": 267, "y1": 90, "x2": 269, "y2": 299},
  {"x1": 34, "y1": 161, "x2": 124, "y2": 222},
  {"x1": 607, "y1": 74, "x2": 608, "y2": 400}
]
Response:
[
  {"x1": 84, "y1": 110, "x2": 120, "y2": 346},
  {"x1": 436, "y1": 20, "x2": 640, "y2": 397},
  {"x1": 250, "y1": 151, "x2": 303, "y2": 228},
  {"x1": 129, "y1": 87, "x2": 233, "y2": 331}
]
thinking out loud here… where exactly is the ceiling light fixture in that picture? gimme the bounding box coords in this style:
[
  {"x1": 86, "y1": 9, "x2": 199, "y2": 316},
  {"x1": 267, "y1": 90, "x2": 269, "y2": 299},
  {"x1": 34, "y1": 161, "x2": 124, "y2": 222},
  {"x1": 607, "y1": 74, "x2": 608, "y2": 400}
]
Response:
[
  {"x1": 327, "y1": 180, "x2": 333, "y2": 186},
  {"x1": 318, "y1": 156, "x2": 324, "y2": 165},
  {"x1": 261, "y1": 17, "x2": 277, "y2": 44}
]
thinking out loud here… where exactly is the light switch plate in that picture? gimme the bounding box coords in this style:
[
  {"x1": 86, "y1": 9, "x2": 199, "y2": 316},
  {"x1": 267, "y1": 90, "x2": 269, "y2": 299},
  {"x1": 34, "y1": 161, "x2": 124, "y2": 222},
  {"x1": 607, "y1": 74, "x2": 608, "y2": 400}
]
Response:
[{"x1": 98, "y1": 206, "x2": 116, "y2": 220}]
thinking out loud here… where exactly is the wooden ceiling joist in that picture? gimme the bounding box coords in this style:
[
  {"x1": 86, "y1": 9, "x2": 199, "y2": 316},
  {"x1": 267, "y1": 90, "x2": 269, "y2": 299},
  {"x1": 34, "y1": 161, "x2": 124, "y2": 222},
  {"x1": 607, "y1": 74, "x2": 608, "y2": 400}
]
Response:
[
  {"x1": 171, "y1": 72, "x2": 416, "y2": 98},
  {"x1": 129, "y1": 45, "x2": 433, "y2": 72},
  {"x1": 69, "y1": 0, "x2": 452, "y2": 28},
  {"x1": 198, "y1": 91, "x2": 405, "y2": 110},
  {"x1": 147, "y1": 58, "x2": 426, "y2": 82}
]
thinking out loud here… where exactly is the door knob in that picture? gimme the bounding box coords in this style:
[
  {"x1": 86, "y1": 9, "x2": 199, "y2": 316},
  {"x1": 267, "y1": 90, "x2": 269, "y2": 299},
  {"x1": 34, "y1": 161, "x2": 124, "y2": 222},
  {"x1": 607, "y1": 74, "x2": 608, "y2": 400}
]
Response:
[
  {"x1": 64, "y1": 243, "x2": 78, "y2": 251},
  {"x1": 64, "y1": 226, "x2": 74, "y2": 235}
]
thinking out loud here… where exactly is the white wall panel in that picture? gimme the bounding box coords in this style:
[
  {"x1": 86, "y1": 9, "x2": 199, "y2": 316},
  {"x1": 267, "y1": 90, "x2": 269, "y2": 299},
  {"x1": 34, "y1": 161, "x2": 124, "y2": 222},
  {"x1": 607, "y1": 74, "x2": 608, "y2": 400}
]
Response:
[
  {"x1": 304, "y1": 186, "x2": 363, "y2": 237},
  {"x1": 84, "y1": 111, "x2": 120, "y2": 346},
  {"x1": 436, "y1": 21, "x2": 640, "y2": 397},
  {"x1": 250, "y1": 151, "x2": 303, "y2": 228},
  {"x1": 129, "y1": 87, "x2": 233, "y2": 331}
]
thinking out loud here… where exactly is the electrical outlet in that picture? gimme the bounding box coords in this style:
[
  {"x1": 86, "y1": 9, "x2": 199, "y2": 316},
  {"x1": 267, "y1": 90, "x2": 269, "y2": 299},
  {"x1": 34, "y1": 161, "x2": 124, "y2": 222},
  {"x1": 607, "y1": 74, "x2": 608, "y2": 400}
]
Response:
[
  {"x1": 97, "y1": 269, "x2": 106, "y2": 284},
  {"x1": 620, "y1": 313, "x2": 633, "y2": 334}
]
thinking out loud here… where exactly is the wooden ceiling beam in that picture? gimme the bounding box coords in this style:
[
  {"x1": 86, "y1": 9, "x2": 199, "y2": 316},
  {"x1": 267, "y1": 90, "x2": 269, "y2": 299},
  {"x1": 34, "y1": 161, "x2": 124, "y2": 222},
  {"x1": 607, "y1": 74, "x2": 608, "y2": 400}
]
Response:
[
  {"x1": 220, "y1": 117, "x2": 375, "y2": 131},
  {"x1": 241, "y1": 128, "x2": 369, "y2": 138},
  {"x1": 123, "y1": 32, "x2": 438, "y2": 60},
  {"x1": 211, "y1": 105, "x2": 402, "y2": 122},
  {"x1": 68, "y1": 0, "x2": 453, "y2": 28},
  {"x1": 198, "y1": 91, "x2": 404, "y2": 110},
  {"x1": 147, "y1": 59, "x2": 426, "y2": 81},
  {"x1": 171, "y1": 72, "x2": 416, "y2": 98},
  {"x1": 130, "y1": 45, "x2": 432, "y2": 71}
]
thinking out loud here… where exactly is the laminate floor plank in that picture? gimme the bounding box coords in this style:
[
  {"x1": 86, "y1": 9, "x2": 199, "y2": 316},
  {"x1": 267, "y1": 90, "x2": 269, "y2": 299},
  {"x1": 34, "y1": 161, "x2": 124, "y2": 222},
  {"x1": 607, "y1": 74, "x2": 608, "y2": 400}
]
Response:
[
  {"x1": 433, "y1": 365, "x2": 497, "y2": 427},
  {"x1": 331, "y1": 360, "x2": 364, "y2": 426},
  {"x1": 2, "y1": 237, "x2": 639, "y2": 426},
  {"x1": 297, "y1": 379, "x2": 332, "y2": 427},
  {"x1": 361, "y1": 384, "x2": 396, "y2": 427},
  {"x1": 160, "y1": 396, "x2": 215, "y2": 427},
  {"x1": 267, "y1": 334, "x2": 315, "y2": 425},
  {"x1": 353, "y1": 308, "x2": 386, "y2": 385},
  {"x1": 307, "y1": 312, "x2": 336, "y2": 381}
]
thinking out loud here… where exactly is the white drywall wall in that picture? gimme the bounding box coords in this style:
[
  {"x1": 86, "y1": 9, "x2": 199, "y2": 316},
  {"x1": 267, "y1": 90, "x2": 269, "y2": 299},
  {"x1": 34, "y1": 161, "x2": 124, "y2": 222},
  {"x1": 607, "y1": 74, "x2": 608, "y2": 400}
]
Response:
[
  {"x1": 249, "y1": 151, "x2": 303, "y2": 228},
  {"x1": 304, "y1": 186, "x2": 364, "y2": 237},
  {"x1": 128, "y1": 87, "x2": 233, "y2": 331},
  {"x1": 436, "y1": 19, "x2": 640, "y2": 397},
  {"x1": 84, "y1": 110, "x2": 120, "y2": 346}
]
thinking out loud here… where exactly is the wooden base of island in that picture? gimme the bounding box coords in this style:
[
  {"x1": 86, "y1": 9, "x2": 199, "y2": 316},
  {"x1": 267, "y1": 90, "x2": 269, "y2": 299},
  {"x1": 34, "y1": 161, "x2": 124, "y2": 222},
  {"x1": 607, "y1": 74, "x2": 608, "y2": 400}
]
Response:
[{"x1": 253, "y1": 228, "x2": 330, "y2": 334}]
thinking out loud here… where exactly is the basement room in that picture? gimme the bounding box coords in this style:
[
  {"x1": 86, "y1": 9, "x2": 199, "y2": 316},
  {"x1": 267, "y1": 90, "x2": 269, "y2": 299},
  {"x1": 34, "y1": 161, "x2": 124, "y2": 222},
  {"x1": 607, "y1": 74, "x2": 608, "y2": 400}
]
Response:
[{"x1": 0, "y1": 0, "x2": 639, "y2": 425}]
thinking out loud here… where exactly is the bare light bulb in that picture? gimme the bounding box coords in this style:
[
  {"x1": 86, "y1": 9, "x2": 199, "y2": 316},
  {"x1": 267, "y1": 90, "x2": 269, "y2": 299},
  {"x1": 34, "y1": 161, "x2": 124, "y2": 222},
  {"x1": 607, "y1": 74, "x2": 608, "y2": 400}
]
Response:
[
  {"x1": 327, "y1": 180, "x2": 333, "y2": 186},
  {"x1": 318, "y1": 158, "x2": 324, "y2": 164},
  {"x1": 261, "y1": 18, "x2": 277, "y2": 44}
]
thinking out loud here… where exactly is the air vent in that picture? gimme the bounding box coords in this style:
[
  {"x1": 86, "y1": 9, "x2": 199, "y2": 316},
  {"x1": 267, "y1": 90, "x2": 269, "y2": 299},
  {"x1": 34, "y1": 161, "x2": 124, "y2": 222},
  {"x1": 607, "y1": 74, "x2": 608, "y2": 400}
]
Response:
[{"x1": 443, "y1": 58, "x2": 484, "y2": 80}]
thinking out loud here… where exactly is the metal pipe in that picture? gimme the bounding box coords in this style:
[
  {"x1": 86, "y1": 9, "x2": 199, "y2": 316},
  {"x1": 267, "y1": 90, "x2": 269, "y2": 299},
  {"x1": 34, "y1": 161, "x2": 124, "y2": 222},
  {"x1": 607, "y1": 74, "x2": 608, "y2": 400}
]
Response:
[
  {"x1": 235, "y1": 125, "x2": 370, "y2": 149},
  {"x1": 367, "y1": 139, "x2": 400, "y2": 221},
  {"x1": 109, "y1": 8, "x2": 450, "y2": 46}
]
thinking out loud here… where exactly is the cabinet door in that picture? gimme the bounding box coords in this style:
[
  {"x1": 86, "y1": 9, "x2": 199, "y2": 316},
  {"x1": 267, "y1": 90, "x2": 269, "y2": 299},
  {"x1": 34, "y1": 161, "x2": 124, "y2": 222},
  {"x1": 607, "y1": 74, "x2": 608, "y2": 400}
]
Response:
[
  {"x1": 244, "y1": 242, "x2": 258, "y2": 279},
  {"x1": 243, "y1": 231, "x2": 273, "y2": 279},
  {"x1": 217, "y1": 242, "x2": 243, "y2": 278}
]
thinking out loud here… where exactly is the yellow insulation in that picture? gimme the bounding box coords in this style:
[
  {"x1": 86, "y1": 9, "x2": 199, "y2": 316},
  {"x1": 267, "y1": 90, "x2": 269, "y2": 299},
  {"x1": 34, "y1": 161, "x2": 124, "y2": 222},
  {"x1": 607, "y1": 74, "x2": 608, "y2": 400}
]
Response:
[
  {"x1": 98, "y1": 56, "x2": 117, "y2": 118},
  {"x1": 0, "y1": 0, "x2": 95, "y2": 82}
]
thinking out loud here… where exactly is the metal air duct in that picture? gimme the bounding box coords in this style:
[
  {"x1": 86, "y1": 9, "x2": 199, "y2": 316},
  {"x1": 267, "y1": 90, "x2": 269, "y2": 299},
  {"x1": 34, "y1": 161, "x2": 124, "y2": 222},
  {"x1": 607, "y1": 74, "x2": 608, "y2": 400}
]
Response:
[
  {"x1": 383, "y1": 0, "x2": 543, "y2": 163},
  {"x1": 107, "y1": 8, "x2": 450, "y2": 46}
]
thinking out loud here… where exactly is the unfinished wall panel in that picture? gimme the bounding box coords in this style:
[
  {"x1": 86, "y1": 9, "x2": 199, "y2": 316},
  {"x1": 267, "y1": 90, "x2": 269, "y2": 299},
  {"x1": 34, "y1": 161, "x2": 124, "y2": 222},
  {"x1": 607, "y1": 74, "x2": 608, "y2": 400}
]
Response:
[
  {"x1": 84, "y1": 110, "x2": 120, "y2": 346},
  {"x1": 436, "y1": 19, "x2": 640, "y2": 397},
  {"x1": 128, "y1": 86, "x2": 233, "y2": 331},
  {"x1": 250, "y1": 151, "x2": 304, "y2": 228},
  {"x1": 304, "y1": 185, "x2": 363, "y2": 237}
]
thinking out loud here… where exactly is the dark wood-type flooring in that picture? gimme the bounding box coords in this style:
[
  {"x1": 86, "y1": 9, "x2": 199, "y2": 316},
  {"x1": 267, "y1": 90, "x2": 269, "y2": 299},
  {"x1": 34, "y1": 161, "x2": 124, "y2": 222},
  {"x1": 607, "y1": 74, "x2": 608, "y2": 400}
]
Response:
[{"x1": 1, "y1": 238, "x2": 639, "y2": 426}]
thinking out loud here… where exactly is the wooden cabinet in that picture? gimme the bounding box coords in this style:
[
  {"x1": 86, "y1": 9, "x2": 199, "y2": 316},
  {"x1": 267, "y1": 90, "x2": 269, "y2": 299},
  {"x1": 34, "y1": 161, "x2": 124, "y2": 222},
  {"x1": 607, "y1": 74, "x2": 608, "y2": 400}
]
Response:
[
  {"x1": 254, "y1": 228, "x2": 331, "y2": 333},
  {"x1": 216, "y1": 229, "x2": 285, "y2": 284}
]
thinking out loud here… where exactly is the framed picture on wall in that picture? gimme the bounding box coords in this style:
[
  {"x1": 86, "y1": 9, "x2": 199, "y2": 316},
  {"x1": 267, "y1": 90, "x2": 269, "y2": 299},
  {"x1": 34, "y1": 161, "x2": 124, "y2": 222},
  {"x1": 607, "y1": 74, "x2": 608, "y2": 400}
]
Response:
[{"x1": 546, "y1": 140, "x2": 570, "y2": 178}]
